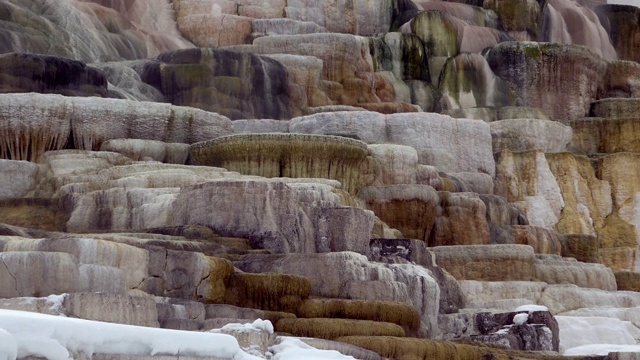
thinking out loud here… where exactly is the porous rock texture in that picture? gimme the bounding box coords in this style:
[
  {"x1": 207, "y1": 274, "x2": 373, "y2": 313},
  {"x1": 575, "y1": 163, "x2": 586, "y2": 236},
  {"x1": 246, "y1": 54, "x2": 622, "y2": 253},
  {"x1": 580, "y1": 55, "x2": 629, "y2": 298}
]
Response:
[{"x1": 1, "y1": 0, "x2": 640, "y2": 359}]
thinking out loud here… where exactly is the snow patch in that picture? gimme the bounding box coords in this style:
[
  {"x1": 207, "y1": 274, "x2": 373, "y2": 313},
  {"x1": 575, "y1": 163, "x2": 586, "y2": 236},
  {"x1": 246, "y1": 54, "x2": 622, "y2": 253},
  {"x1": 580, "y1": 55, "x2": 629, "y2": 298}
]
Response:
[
  {"x1": 218, "y1": 319, "x2": 275, "y2": 334},
  {"x1": 0, "y1": 328, "x2": 17, "y2": 360},
  {"x1": 270, "y1": 337, "x2": 356, "y2": 360},
  {"x1": 514, "y1": 304, "x2": 548, "y2": 313},
  {"x1": 0, "y1": 309, "x2": 251, "y2": 360},
  {"x1": 513, "y1": 313, "x2": 529, "y2": 325}
]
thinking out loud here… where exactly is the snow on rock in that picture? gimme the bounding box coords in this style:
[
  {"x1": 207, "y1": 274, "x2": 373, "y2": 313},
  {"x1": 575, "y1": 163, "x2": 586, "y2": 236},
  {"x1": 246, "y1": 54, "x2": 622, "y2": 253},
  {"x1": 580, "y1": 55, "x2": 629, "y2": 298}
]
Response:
[
  {"x1": 0, "y1": 328, "x2": 17, "y2": 360},
  {"x1": 0, "y1": 309, "x2": 254, "y2": 360},
  {"x1": 220, "y1": 319, "x2": 275, "y2": 334},
  {"x1": 564, "y1": 344, "x2": 640, "y2": 356},
  {"x1": 515, "y1": 304, "x2": 549, "y2": 313},
  {"x1": 557, "y1": 316, "x2": 638, "y2": 354},
  {"x1": 270, "y1": 337, "x2": 356, "y2": 360},
  {"x1": 512, "y1": 313, "x2": 529, "y2": 325}
]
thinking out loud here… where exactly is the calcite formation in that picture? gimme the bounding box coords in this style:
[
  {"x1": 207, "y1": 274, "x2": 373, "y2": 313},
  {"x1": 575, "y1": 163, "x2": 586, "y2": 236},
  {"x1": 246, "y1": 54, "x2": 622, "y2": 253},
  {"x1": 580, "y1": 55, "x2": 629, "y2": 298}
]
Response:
[{"x1": 1, "y1": 0, "x2": 640, "y2": 359}]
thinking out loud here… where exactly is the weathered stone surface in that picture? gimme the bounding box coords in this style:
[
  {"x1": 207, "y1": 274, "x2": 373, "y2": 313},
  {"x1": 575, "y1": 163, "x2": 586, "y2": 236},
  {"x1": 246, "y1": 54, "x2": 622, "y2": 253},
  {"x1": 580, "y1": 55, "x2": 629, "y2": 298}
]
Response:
[
  {"x1": 0, "y1": 0, "x2": 192, "y2": 63},
  {"x1": 285, "y1": 0, "x2": 394, "y2": 35},
  {"x1": 430, "y1": 192, "x2": 490, "y2": 247},
  {"x1": 62, "y1": 292, "x2": 159, "y2": 327},
  {"x1": 163, "y1": 251, "x2": 234, "y2": 302},
  {"x1": 359, "y1": 185, "x2": 439, "y2": 243},
  {"x1": 489, "y1": 119, "x2": 573, "y2": 153},
  {"x1": 615, "y1": 271, "x2": 640, "y2": 292},
  {"x1": 460, "y1": 280, "x2": 640, "y2": 314},
  {"x1": 189, "y1": 134, "x2": 373, "y2": 195},
  {"x1": 0, "y1": 53, "x2": 108, "y2": 97},
  {"x1": 369, "y1": 144, "x2": 418, "y2": 186},
  {"x1": 535, "y1": 254, "x2": 617, "y2": 290},
  {"x1": 369, "y1": 239, "x2": 435, "y2": 268},
  {"x1": 386, "y1": 113, "x2": 495, "y2": 176},
  {"x1": 224, "y1": 272, "x2": 310, "y2": 313},
  {"x1": 591, "y1": 98, "x2": 640, "y2": 119},
  {"x1": 3, "y1": 236, "x2": 149, "y2": 290},
  {"x1": 173, "y1": 180, "x2": 374, "y2": 254},
  {"x1": 486, "y1": 42, "x2": 608, "y2": 122},
  {"x1": 246, "y1": 33, "x2": 396, "y2": 107},
  {"x1": 495, "y1": 150, "x2": 613, "y2": 238},
  {"x1": 234, "y1": 252, "x2": 440, "y2": 337},
  {"x1": 596, "y1": 4, "x2": 640, "y2": 63},
  {"x1": 144, "y1": 48, "x2": 293, "y2": 119},
  {"x1": 497, "y1": 106, "x2": 550, "y2": 120},
  {"x1": 600, "y1": 60, "x2": 640, "y2": 99},
  {"x1": 0, "y1": 93, "x2": 233, "y2": 161},
  {"x1": 438, "y1": 53, "x2": 511, "y2": 111},
  {"x1": 289, "y1": 111, "x2": 387, "y2": 143},
  {"x1": 99, "y1": 139, "x2": 190, "y2": 164},
  {"x1": 560, "y1": 234, "x2": 601, "y2": 263},
  {"x1": 0, "y1": 160, "x2": 38, "y2": 200},
  {"x1": 0, "y1": 251, "x2": 80, "y2": 297},
  {"x1": 570, "y1": 117, "x2": 640, "y2": 155},
  {"x1": 495, "y1": 226, "x2": 562, "y2": 255},
  {"x1": 432, "y1": 244, "x2": 536, "y2": 281},
  {"x1": 232, "y1": 119, "x2": 290, "y2": 134},
  {"x1": 597, "y1": 153, "x2": 640, "y2": 270}
]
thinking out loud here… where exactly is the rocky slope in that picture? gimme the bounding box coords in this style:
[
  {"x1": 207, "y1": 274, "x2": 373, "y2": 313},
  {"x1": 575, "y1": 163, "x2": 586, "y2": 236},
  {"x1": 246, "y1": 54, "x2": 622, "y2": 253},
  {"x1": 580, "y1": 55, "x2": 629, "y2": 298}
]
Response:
[{"x1": 1, "y1": 0, "x2": 640, "y2": 359}]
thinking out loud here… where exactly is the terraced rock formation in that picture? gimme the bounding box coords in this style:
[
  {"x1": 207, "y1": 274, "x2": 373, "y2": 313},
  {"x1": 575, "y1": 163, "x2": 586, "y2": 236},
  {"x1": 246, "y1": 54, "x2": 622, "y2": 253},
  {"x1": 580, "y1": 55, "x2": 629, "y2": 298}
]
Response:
[{"x1": 1, "y1": 0, "x2": 640, "y2": 359}]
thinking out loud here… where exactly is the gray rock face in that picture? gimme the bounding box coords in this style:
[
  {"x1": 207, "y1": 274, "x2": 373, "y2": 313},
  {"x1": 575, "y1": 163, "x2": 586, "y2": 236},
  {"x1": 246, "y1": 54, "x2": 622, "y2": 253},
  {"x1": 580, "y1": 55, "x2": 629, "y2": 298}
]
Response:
[
  {"x1": 172, "y1": 180, "x2": 374, "y2": 254},
  {"x1": 0, "y1": 160, "x2": 38, "y2": 200},
  {"x1": 489, "y1": 119, "x2": 573, "y2": 153},
  {"x1": 0, "y1": 251, "x2": 80, "y2": 297}
]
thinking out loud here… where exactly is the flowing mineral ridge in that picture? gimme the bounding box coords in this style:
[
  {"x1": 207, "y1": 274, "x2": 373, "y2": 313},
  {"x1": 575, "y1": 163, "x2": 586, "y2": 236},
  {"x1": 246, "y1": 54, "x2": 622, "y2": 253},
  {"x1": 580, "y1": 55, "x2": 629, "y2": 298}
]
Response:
[{"x1": 1, "y1": 0, "x2": 640, "y2": 359}]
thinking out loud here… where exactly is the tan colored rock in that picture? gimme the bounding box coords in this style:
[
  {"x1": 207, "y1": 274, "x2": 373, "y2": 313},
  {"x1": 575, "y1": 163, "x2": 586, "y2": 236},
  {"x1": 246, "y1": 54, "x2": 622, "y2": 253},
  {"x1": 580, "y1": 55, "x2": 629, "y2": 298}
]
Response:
[
  {"x1": 560, "y1": 234, "x2": 600, "y2": 263},
  {"x1": 224, "y1": 272, "x2": 310, "y2": 313},
  {"x1": 489, "y1": 119, "x2": 573, "y2": 153},
  {"x1": 597, "y1": 153, "x2": 640, "y2": 270},
  {"x1": 509, "y1": 226, "x2": 562, "y2": 255},
  {"x1": 432, "y1": 244, "x2": 536, "y2": 281},
  {"x1": 0, "y1": 94, "x2": 233, "y2": 162},
  {"x1": 431, "y1": 192, "x2": 490, "y2": 247},
  {"x1": 546, "y1": 152, "x2": 612, "y2": 236},
  {"x1": 164, "y1": 252, "x2": 234, "y2": 302},
  {"x1": 249, "y1": 34, "x2": 390, "y2": 106},
  {"x1": 570, "y1": 117, "x2": 640, "y2": 155},
  {"x1": 615, "y1": 271, "x2": 640, "y2": 292},
  {"x1": 359, "y1": 185, "x2": 439, "y2": 243}
]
